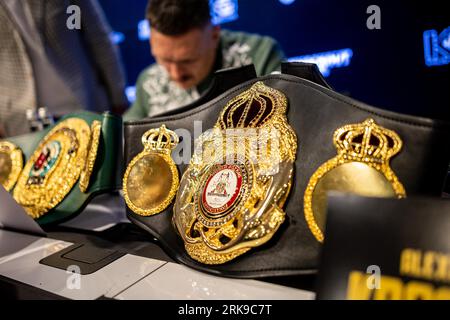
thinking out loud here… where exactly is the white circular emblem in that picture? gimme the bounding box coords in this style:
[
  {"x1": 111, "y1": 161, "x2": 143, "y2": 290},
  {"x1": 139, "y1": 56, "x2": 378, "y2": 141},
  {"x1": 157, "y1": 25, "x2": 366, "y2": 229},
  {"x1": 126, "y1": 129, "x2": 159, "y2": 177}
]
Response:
[{"x1": 202, "y1": 164, "x2": 242, "y2": 216}]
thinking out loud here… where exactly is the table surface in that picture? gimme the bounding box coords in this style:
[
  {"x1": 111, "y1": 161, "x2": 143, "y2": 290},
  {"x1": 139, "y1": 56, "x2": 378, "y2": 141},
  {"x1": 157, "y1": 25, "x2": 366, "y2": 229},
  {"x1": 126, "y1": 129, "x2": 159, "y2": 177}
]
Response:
[{"x1": 0, "y1": 194, "x2": 316, "y2": 300}]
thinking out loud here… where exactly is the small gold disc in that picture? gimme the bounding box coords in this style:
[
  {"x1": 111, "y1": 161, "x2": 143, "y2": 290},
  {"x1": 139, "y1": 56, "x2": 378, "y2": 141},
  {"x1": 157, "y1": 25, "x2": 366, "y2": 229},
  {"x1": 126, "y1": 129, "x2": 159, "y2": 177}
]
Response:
[
  {"x1": 311, "y1": 162, "x2": 397, "y2": 233},
  {"x1": 123, "y1": 125, "x2": 179, "y2": 216},
  {"x1": 0, "y1": 141, "x2": 23, "y2": 191}
]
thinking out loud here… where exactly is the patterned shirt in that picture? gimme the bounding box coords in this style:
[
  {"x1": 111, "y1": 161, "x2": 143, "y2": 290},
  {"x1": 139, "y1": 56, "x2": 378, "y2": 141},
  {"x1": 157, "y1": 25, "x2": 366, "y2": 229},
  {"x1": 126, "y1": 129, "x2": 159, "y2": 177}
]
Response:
[{"x1": 124, "y1": 30, "x2": 284, "y2": 121}]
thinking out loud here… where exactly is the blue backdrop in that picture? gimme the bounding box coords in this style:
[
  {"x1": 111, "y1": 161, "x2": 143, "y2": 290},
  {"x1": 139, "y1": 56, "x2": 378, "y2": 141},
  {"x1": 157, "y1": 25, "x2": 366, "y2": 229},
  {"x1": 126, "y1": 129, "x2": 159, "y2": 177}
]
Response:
[{"x1": 99, "y1": 0, "x2": 450, "y2": 120}]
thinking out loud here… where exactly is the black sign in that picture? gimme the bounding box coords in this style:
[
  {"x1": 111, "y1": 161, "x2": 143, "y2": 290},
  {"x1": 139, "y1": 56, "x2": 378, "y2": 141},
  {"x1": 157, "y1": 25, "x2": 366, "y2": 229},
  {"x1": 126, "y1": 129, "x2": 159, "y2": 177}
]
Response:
[{"x1": 316, "y1": 193, "x2": 450, "y2": 300}]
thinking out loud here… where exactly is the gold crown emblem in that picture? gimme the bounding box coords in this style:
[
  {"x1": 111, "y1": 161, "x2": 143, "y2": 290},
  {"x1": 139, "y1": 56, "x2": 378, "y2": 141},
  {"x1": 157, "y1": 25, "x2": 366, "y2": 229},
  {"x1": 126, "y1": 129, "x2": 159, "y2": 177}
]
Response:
[
  {"x1": 142, "y1": 125, "x2": 179, "y2": 153},
  {"x1": 304, "y1": 118, "x2": 406, "y2": 243},
  {"x1": 217, "y1": 81, "x2": 288, "y2": 129},
  {"x1": 333, "y1": 118, "x2": 402, "y2": 164}
]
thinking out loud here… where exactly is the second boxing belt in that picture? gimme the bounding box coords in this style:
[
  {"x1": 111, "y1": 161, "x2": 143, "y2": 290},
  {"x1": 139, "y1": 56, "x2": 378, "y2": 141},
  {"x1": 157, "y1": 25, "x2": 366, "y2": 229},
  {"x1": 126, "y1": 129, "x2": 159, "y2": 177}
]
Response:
[{"x1": 11, "y1": 118, "x2": 102, "y2": 219}]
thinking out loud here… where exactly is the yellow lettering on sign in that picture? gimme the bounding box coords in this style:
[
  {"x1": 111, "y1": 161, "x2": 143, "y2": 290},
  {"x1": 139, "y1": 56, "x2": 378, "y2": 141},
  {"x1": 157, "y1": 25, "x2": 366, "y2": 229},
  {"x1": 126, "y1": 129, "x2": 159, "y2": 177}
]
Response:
[
  {"x1": 346, "y1": 271, "x2": 450, "y2": 300},
  {"x1": 421, "y1": 252, "x2": 434, "y2": 280},
  {"x1": 400, "y1": 248, "x2": 450, "y2": 283},
  {"x1": 434, "y1": 287, "x2": 450, "y2": 300},
  {"x1": 404, "y1": 281, "x2": 433, "y2": 300},
  {"x1": 435, "y1": 254, "x2": 449, "y2": 283},
  {"x1": 373, "y1": 276, "x2": 402, "y2": 300},
  {"x1": 346, "y1": 271, "x2": 372, "y2": 300}
]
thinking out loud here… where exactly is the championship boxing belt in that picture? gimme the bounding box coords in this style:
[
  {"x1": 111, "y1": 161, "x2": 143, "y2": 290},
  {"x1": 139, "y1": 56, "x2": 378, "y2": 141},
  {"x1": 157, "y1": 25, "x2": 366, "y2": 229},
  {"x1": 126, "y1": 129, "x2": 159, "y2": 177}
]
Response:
[
  {"x1": 0, "y1": 111, "x2": 122, "y2": 225},
  {"x1": 173, "y1": 81, "x2": 297, "y2": 265},
  {"x1": 124, "y1": 62, "x2": 450, "y2": 278}
]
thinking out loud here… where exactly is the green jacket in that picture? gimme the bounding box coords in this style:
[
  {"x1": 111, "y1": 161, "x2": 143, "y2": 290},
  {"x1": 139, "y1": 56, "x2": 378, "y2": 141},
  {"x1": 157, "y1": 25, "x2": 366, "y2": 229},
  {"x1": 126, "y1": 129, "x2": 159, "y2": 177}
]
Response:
[{"x1": 124, "y1": 30, "x2": 285, "y2": 121}]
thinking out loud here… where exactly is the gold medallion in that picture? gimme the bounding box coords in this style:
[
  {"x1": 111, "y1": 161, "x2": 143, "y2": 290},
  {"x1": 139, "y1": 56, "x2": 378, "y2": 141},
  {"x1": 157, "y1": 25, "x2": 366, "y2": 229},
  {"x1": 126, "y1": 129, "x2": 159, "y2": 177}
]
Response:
[
  {"x1": 304, "y1": 118, "x2": 406, "y2": 243},
  {"x1": 173, "y1": 82, "x2": 298, "y2": 264},
  {"x1": 0, "y1": 141, "x2": 23, "y2": 191},
  {"x1": 123, "y1": 125, "x2": 179, "y2": 216},
  {"x1": 79, "y1": 120, "x2": 102, "y2": 193},
  {"x1": 13, "y1": 118, "x2": 91, "y2": 219}
]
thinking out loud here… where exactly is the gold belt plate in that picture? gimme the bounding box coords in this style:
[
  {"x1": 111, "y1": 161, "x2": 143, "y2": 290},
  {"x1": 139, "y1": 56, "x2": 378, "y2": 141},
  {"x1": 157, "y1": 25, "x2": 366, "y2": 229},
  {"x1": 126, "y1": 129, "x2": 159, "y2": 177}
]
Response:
[{"x1": 173, "y1": 82, "x2": 298, "y2": 264}]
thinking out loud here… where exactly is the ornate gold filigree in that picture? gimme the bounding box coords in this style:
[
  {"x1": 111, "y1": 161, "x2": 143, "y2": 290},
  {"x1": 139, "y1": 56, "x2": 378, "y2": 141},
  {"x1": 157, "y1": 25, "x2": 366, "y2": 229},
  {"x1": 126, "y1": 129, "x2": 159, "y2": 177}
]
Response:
[
  {"x1": 173, "y1": 81, "x2": 298, "y2": 264},
  {"x1": 13, "y1": 118, "x2": 91, "y2": 219},
  {"x1": 79, "y1": 120, "x2": 102, "y2": 193},
  {"x1": 0, "y1": 141, "x2": 23, "y2": 191},
  {"x1": 123, "y1": 125, "x2": 179, "y2": 216},
  {"x1": 304, "y1": 118, "x2": 406, "y2": 243}
]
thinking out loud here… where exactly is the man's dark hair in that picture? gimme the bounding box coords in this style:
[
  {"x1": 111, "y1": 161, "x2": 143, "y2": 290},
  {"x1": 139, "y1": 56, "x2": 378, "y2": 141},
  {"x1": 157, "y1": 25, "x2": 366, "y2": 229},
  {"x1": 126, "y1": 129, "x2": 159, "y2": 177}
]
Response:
[{"x1": 146, "y1": 0, "x2": 211, "y2": 36}]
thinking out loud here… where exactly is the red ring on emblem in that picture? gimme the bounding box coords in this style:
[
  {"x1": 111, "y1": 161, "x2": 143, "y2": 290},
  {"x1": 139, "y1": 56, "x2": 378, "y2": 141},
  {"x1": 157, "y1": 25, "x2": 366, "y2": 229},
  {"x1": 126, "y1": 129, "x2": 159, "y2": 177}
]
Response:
[{"x1": 201, "y1": 164, "x2": 243, "y2": 217}]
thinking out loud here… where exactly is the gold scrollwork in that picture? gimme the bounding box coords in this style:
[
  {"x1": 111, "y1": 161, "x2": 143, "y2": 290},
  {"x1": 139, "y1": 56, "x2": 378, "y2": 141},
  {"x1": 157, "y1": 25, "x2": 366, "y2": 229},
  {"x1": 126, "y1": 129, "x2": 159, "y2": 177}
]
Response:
[
  {"x1": 173, "y1": 81, "x2": 298, "y2": 264},
  {"x1": 13, "y1": 118, "x2": 91, "y2": 219},
  {"x1": 79, "y1": 120, "x2": 102, "y2": 193}
]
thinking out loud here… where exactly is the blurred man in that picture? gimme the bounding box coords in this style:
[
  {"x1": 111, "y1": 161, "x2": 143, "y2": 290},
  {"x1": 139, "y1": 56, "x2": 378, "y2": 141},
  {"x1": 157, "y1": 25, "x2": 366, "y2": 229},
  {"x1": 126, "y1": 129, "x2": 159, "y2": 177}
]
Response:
[
  {"x1": 124, "y1": 0, "x2": 285, "y2": 120},
  {"x1": 0, "y1": 0, "x2": 127, "y2": 138}
]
